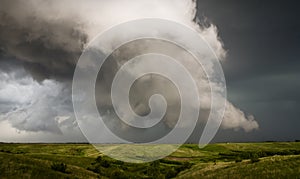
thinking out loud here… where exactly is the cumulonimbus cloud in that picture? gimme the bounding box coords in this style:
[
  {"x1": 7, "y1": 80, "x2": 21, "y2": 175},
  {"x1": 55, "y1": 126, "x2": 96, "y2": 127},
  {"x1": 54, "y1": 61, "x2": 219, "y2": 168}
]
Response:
[{"x1": 0, "y1": 0, "x2": 258, "y2": 138}]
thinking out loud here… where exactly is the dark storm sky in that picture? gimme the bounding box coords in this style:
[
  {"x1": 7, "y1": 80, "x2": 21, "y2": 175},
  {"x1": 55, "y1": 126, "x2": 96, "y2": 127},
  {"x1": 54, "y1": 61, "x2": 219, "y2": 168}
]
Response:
[
  {"x1": 196, "y1": 0, "x2": 300, "y2": 141},
  {"x1": 0, "y1": 0, "x2": 299, "y2": 142}
]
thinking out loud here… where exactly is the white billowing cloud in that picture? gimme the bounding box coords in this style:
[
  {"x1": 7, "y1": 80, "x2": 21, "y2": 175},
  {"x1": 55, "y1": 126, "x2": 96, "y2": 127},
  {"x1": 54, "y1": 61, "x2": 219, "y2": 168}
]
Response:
[
  {"x1": 0, "y1": 70, "x2": 76, "y2": 134},
  {"x1": 0, "y1": 0, "x2": 226, "y2": 71},
  {"x1": 0, "y1": 0, "x2": 259, "y2": 140},
  {"x1": 223, "y1": 102, "x2": 259, "y2": 132},
  {"x1": 200, "y1": 25, "x2": 227, "y2": 60}
]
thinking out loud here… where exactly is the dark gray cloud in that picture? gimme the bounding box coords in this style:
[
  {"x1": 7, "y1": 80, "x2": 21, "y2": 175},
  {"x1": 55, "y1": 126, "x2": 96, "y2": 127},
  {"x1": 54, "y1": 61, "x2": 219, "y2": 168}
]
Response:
[
  {"x1": 196, "y1": 0, "x2": 300, "y2": 141},
  {"x1": 0, "y1": 0, "x2": 87, "y2": 80}
]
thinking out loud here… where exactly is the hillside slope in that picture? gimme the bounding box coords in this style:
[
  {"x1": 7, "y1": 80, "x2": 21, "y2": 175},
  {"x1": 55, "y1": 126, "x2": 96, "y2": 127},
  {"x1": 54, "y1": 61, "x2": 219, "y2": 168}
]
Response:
[{"x1": 0, "y1": 142, "x2": 299, "y2": 178}]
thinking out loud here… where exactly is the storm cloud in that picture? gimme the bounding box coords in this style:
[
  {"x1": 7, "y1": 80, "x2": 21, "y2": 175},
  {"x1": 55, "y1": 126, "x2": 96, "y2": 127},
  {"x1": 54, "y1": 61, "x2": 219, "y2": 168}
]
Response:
[{"x1": 0, "y1": 0, "x2": 259, "y2": 142}]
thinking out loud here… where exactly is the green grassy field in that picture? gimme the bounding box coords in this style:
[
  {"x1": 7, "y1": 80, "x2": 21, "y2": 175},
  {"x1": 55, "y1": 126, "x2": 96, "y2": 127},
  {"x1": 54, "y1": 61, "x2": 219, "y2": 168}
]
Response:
[{"x1": 0, "y1": 142, "x2": 299, "y2": 178}]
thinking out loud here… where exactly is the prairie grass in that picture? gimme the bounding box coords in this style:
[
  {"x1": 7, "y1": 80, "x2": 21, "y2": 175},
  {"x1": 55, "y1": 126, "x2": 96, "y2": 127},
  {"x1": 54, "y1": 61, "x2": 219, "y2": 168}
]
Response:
[{"x1": 0, "y1": 142, "x2": 299, "y2": 178}]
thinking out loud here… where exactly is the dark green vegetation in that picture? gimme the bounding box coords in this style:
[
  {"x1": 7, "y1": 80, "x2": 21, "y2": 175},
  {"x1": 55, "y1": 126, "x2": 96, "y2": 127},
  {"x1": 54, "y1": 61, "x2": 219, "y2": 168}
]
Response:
[
  {"x1": 0, "y1": 142, "x2": 299, "y2": 178},
  {"x1": 87, "y1": 156, "x2": 192, "y2": 178},
  {"x1": 51, "y1": 162, "x2": 68, "y2": 173}
]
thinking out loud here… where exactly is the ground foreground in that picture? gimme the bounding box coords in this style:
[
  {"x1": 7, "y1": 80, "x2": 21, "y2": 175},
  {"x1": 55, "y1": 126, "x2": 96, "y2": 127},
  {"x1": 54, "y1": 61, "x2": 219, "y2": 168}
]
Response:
[{"x1": 0, "y1": 142, "x2": 299, "y2": 178}]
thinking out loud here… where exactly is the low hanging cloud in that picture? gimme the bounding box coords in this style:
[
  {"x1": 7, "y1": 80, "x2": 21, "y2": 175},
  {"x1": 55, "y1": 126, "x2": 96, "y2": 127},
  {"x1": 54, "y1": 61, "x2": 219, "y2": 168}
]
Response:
[
  {"x1": 0, "y1": 0, "x2": 258, "y2": 140},
  {"x1": 0, "y1": 69, "x2": 76, "y2": 134}
]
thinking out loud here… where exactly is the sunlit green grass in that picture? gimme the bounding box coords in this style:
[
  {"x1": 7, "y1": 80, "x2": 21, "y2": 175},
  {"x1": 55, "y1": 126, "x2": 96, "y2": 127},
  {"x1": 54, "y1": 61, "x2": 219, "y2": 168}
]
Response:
[
  {"x1": 0, "y1": 142, "x2": 299, "y2": 178},
  {"x1": 178, "y1": 155, "x2": 300, "y2": 179}
]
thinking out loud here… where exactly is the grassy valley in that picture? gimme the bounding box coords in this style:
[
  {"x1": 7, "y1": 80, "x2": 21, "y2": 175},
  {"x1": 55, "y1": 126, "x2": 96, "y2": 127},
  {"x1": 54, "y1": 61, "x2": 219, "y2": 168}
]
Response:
[{"x1": 0, "y1": 142, "x2": 299, "y2": 178}]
